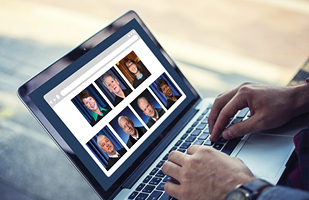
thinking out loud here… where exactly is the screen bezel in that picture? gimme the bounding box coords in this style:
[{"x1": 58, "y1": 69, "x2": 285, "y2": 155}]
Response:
[{"x1": 17, "y1": 10, "x2": 201, "y2": 199}]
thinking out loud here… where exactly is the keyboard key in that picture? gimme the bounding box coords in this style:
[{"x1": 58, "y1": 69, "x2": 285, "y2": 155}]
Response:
[
  {"x1": 181, "y1": 133, "x2": 189, "y2": 140},
  {"x1": 237, "y1": 107, "x2": 249, "y2": 118},
  {"x1": 157, "y1": 182, "x2": 165, "y2": 191},
  {"x1": 232, "y1": 117, "x2": 242, "y2": 124},
  {"x1": 155, "y1": 170, "x2": 165, "y2": 177},
  {"x1": 202, "y1": 108, "x2": 210, "y2": 115},
  {"x1": 193, "y1": 140, "x2": 204, "y2": 145},
  {"x1": 175, "y1": 140, "x2": 182, "y2": 146},
  {"x1": 147, "y1": 191, "x2": 163, "y2": 200},
  {"x1": 197, "y1": 115, "x2": 204, "y2": 121},
  {"x1": 180, "y1": 142, "x2": 191, "y2": 149},
  {"x1": 149, "y1": 177, "x2": 162, "y2": 185},
  {"x1": 149, "y1": 168, "x2": 159, "y2": 175},
  {"x1": 156, "y1": 161, "x2": 165, "y2": 168},
  {"x1": 186, "y1": 127, "x2": 193, "y2": 133},
  {"x1": 191, "y1": 121, "x2": 199, "y2": 127},
  {"x1": 163, "y1": 176, "x2": 173, "y2": 182},
  {"x1": 201, "y1": 118, "x2": 209, "y2": 124},
  {"x1": 143, "y1": 176, "x2": 152, "y2": 183},
  {"x1": 203, "y1": 127, "x2": 209, "y2": 133},
  {"x1": 221, "y1": 138, "x2": 241, "y2": 155},
  {"x1": 198, "y1": 133, "x2": 209, "y2": 140},
  {"x1": 177, "y1": 148, "x2": 186, "y2": 153},
  {"x1": 136, "y1": 183, "x2": 146, "y2": 191},
  {"x1": 185, "y1": 136, "x2": 196, "y2": 142},
  {"x1": 162, "y1": 154, "x2": 169, "y2": 160},
  {"x1": 169, "y1": 147, "x2": 177, "y2": 152},
  {"x1": 159, "y1": 192, "x2": 173, "y2": 200},
  {"x1": 196, "y1": 123, "x2": 207, "y2": 130},
  {"x1": 204, "y1": 139, "x2": 212, "y2": 146},
  {"x1": 128, "y1": 191, "x2": 138, "y2": 199},
  {"x1": 216, "y1": 137, "x2": 228, "y2": 144},
  {"x1": 213, "y1": 143, "x2": 224, "y2": 150},
  {"x1": 191, "y1": 130, "x2": 201, "y2": 136},
  {"x1": 142, "y1": 185, "x2": 155, "y2": 193},
  {"x1": 136, "y1": 193, "x2": 148, "y2": 200}
]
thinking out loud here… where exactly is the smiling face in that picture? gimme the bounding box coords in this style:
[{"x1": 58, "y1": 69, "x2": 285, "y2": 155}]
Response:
[
  {"x1": 160, "y1": 84, "x2": 173, "y2": 98},
  {"x1": 119, "y1": 117, "x2": 136, "y2": 136},
  {"x1": 104, "y1": 76, "x2": 121, "y2": 94},
  {"x1": 98, "y1": 137, "x2": 115, "y2": 155},
  {"x1": 82, "y1": 96, "x2": 98, "y2": 112},
  {"x1": 138, "y1": 98, "x2": 156, "y2": 118},
  {"x1": 125, "y1": 60, "x2": 139, "y2": 75}
]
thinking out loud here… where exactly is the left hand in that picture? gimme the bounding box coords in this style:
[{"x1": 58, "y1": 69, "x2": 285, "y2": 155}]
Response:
[{"x1": 162, "y1": 145, "x2": 255, "y2": 200}]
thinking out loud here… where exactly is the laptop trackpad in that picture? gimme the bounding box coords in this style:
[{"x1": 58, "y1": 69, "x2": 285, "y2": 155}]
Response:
[{"x1": 236, "y1": 134, "x2": 294, "y2": 178}]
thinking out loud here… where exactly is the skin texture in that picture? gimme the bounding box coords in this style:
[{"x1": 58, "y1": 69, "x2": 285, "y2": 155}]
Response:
[
  {"x1": 208, "y1": 82, "x2": 309, "y2": 142},
  {"x1": 162, "y1": 145, "x2": 255, "y2": 200},
  {"x1": 138, "y1": 98, "x2": 157, "y2": 118}
]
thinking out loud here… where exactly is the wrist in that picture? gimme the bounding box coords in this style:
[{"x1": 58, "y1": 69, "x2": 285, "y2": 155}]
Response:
[{"x1": 290, "y1": 81, "x2": 309, "y2": 117}]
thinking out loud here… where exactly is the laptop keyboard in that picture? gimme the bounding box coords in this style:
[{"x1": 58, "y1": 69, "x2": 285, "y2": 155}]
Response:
[{"x1": 128, "y1": 106, "x2": 250, "y2": 200}]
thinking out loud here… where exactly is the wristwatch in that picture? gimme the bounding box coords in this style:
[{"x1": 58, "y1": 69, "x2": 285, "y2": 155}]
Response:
[{"x1": 224, "y1": 179, "x2": 273, "y2": 200}]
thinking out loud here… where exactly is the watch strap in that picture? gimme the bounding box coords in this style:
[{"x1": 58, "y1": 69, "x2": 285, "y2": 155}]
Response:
[{"x1": 240, "y1": 179, "x2": 273, "y2": 200}]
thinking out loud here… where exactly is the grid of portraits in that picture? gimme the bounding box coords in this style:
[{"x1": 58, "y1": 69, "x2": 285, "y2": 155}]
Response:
[{"x1": 71, "y1": 50, "x2": 183, "y2": 171}]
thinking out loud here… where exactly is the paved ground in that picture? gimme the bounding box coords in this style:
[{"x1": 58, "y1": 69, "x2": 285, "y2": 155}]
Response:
[{"x1": 0, "y1": 0, "x2": 308, "y2": 199}]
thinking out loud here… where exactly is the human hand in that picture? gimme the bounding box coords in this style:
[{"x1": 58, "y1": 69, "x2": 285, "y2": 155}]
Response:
[
  {"x1": 208, "y1": 82, "x2": 308, "y2": 142},
  {"x1": 162, "y1": 145, "x2": 255, "y2": 200}
]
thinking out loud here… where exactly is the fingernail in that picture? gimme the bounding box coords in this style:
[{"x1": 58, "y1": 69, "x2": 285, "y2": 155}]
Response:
[{"x1": 223, "y1": 129, "x2": 232, "y2": 139}]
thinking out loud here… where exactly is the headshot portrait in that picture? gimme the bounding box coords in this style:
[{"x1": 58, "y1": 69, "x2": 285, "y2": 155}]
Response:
[
  {"x1": 150, "y1": 73, "x2": 182, "y2": 109},
  {"x1": 86, "y1": 126, "x2": 127, "y2": 171},
  {"x1": 131, "y1": 89, "x2": 165, "y2": 128},
  {"x1": 72, "y1": 84, "x2": 112, "y2": 127},
  {"x1": 116, "y1": 51, "x2": 151, "y2": 89},
  {"x1": 95, "y1": 67, "x2": 132, "y2": 107},
  {"x1": 110, "y1": 107, "x2": 147, "y2": 148}
]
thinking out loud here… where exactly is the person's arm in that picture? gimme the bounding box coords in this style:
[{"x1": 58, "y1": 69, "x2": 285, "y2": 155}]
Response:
[
  {"x1": 208, "y1": 82, "x2": 309, "y2": 142},
  {"x1": 257, "y1": 186, "x2": 309, "y2": 200}
]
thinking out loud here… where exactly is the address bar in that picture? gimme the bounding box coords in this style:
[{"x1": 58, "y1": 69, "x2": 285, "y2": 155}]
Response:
[{"x1": 60, "y1": 34, "x2": 139, "y2": 97}]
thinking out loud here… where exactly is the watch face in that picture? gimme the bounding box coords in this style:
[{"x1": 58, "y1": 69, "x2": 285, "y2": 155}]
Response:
[{"x1": 225, "y1": 190, "x2": 248, "y2": 200}]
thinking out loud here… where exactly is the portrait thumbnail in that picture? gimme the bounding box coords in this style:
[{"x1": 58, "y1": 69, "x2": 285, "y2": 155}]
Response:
[
  {"x1": 116, "y1": 51, "x2": 151, "y2": 89},
  {"x1": 71, "y1": 84, "x2": 112, "y2": 127},
  {"x1": 86, "y1": 126, "x2": 127, "y2": 171},
  {"x1": 131, "y1": 89, "x2": 165, "y2": 128},
  {"x1": 110, "y1": 107, "x2": 147, "y2": 148},
  {"x1": 95, "y1": 67, "x2": 132, "y2": 107},
  {"x1": 150, "y1": 73, "x2": 182, "y2": 109}
]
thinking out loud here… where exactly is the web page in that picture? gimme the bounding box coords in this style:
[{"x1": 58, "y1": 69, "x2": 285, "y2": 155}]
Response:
[{"x1": 44, "y1": 30, "x2": 185, "y2": 177}]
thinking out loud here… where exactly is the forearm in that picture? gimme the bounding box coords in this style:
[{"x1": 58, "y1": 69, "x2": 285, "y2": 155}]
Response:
[{"x1": 257, "y1": 186, "x2": 309, "y2": 200}]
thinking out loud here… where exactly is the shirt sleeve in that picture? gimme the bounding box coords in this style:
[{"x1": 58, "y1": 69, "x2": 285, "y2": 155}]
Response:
[{"x1": 258, "y1": 186, "x2": 309, "y2": 200}]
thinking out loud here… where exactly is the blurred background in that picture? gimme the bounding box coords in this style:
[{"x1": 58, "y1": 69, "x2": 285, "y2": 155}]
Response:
[{"x1": 0, "y1": 0, "x2": 308, "y2": 199}]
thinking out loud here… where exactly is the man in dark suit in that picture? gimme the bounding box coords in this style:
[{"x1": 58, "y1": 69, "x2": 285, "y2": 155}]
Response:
[
  {"x1": 96, "y1": 135, "x2": 127, "y2": 171},
  {"x1": 137, "y1": 97, "x2": 165, "y2": 128},
  {"x1": 118, "y1": 116, "x2": 147, "y2": 148}
]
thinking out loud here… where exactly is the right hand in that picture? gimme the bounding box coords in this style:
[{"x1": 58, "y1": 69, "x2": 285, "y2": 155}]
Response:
[{"x1": 208, "y1": 82, "x2": 308, "y2": 142}]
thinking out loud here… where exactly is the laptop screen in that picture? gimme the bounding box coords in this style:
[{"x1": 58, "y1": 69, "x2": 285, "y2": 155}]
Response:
[{"x1": 20, "y1": 12, "x2": 200, "y2": 199}]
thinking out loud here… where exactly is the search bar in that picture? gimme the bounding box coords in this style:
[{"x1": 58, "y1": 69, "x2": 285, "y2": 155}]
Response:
[{"x1": 60, "y1": 34, "x2": 139, "y2": 96}]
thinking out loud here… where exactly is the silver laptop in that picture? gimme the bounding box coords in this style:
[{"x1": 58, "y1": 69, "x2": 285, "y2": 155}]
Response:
[{"x1": 17, "y1": 11, "x2": 308, "y2": 200}]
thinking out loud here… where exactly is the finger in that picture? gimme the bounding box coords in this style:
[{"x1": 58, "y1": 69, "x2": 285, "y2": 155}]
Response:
[
  {"x1": 162, "y1": 160, "x2": 182, "y2": 181},
  {"x1": 167, "y1": 150, "x2": 188, "y2": 166},
  {"x1": 186, "y1": 145, "x2": 203, "y2": 155},
  {"x1": 210, "y1": 94, "x2": 248, "y2": 142},
  {"x1": 164, "y1": 180, "x2": 181, "y2": 199},
  {"x1": 221, "y1": 115, "x2": 260, "y2": 139},
  {"x1": 208, "y1": 88, "x2": 239, "y2": 134}
]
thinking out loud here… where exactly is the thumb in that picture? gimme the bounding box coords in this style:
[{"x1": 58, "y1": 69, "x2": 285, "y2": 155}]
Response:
[{"x1": 222, "y1": 117, "x2": 257, "y2": 139}]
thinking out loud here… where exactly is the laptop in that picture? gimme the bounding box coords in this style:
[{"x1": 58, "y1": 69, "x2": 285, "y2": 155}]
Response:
[{"x1": 17, "y1": 11, "x2": 308, "y2": 200}]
